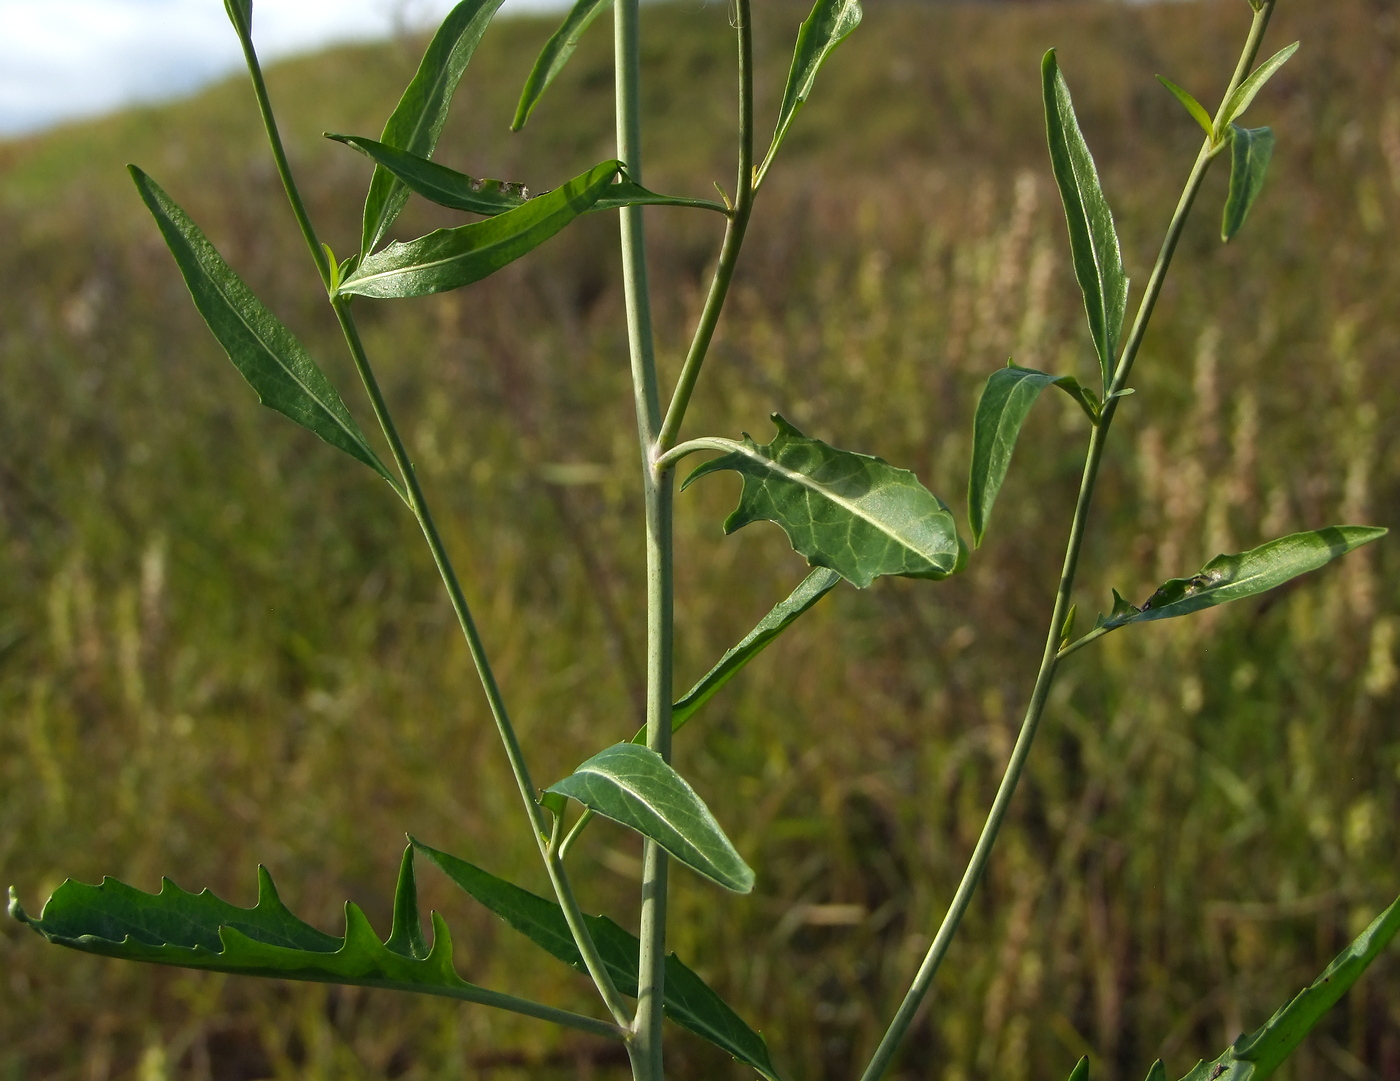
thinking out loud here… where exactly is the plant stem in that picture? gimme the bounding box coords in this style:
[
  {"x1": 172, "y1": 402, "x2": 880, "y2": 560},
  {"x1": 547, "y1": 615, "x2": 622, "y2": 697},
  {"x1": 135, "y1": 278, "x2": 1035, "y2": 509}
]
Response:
[
  {"x1": 228, "y1": 9, "x2": 632, "y2": 1033},
  {"x1": 331, "y1": 301, "x2": 634, "y2": 1032},
  {"x1": 613, "y1": 1, "x2": 668, "y2": 1076},
  {"x1": 656, "y1": 0, "x2": 755, "y2": 454},
  {"x1": 857, "y1": 6, "x2": 1276, "y2": 1078}
]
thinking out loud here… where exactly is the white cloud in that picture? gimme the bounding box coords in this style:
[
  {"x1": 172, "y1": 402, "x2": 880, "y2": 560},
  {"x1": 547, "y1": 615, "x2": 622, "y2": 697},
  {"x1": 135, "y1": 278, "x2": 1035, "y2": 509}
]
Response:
[{"x1": 0, "y1": 0, "x2": 563, "y2": 135}]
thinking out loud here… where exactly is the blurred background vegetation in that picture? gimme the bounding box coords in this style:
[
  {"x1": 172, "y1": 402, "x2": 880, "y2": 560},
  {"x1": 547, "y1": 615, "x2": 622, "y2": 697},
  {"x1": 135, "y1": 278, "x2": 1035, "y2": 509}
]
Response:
[{"x1": 1, "y1": 0, "x2": 1397, "y2": 1078}]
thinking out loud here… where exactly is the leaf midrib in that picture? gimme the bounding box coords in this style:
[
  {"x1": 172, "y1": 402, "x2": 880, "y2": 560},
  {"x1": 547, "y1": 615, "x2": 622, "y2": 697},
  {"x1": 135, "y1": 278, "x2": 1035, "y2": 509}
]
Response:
[{"x1": 731, "y1": 441, "x2": 942, "y2": 563}]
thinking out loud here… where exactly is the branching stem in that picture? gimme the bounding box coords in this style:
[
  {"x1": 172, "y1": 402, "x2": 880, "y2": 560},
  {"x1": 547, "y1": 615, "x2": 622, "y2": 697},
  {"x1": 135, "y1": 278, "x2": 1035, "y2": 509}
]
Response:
[
  {"x1": 857, "y1": 5, "x2": 1277, "y2": 1078},
  {"x1": 230, "y1": 9, "x2": 631, "y2": 1034}
]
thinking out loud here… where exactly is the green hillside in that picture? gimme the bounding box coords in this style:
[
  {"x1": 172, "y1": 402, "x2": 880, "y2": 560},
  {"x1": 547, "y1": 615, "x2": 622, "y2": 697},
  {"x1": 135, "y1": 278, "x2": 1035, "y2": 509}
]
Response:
[{"x1": 1, "y1": 1, "x2": 1397, "y2": 1078}]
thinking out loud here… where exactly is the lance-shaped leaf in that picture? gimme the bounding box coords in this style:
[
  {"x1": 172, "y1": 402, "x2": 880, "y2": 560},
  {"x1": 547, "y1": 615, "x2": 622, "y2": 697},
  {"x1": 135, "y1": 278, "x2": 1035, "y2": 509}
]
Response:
[
  {"x1": 1175, "y1": 893, "x2": 1400, "y2": 1081},
  {"x1": 1222, "y1": 124, "x2": 1276, "y2": 242},
  {"x1": 328, "y1": 135, "x2": 728, "y2": 218},
  {"x1": 130, "y1": 167, "x2": 400, "y2": 494},
  {"x1": 545, "y1": 743, "x2": 754, "y2": 893},
  {"x1": 222, "y1": 0, "x2": 252, "y2": 35},
  {"x1": 6, "y1": 848, "x2": 618, "y2": 1039},
  {"x1": 361, "y1": 0, "x2": 507, "y2": 254},
  {"x1": 683, "y1": 415, "x2": 965, "y2": 589},
  {"x1": 1156, "y1": 75, "x2": 1213, "y2": 139},
  {"x1": 1219, "y1": 42, "x2": 1299, "y2": 130},
  {"x1": 969, "y1": 363, "x2": 1099, "y2": 547},
  {"x1": 756, "y1": 0, "x2": 863, "y2": 185},
  {"x1": 1043, "y1": 50, "x2": 1129, "y2": 395},
  {"x1": 412, "y1": 840, "x2": 781, "y2": 1080},
  {"x1": 666, "y1": 568, "x2": 841, "y2": 734},
  {"x1": 512, "y1": 0, "x2": 612, "y2": 131},
  {"x1": 339, "y1": 160, "x2": 620, "y2": 300},
  {"x1": 1061, "y1": 526, "x2": 1386, "y2": 658}
]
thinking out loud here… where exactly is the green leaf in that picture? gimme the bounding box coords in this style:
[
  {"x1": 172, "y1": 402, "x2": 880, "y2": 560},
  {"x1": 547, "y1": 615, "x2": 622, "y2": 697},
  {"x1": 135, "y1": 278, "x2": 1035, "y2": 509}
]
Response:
[
  {"x1": 328, "y1": 136, "x2": 729, "y2": 218},
  {"x1": 222, "y1": 0, "x2": 252, "y2": 35},
  {"x1": 1063, "y1": 527, "x2": 1386, "y2": 657},
  {"x1": 968, "y1": 363, "x2": 1098, "y2": 547},
  {"x1": 1176, "y1": 894, "x2": 1400, "y2": 1081},
  {"x1": 339, "y1": 160, "x2": 620, "y2": 300},
  {"x1": 412, "y1": 840, "x2": 781, "y2": 1080},
  {"x1": 1219, "y1": 42, "x2": 1299, "y2": 130},
  {"x1": 331, "y1": 134, "x2": 530, "y2": 216},
  {"x1": 1221, "y1": 124, "x2": 1276, "y2": 242},
  {"x1": 511, "y1": 0, "x2": 613, "y2": 131},
  {"x1": 1042, "y1": 49, "x2": 1129, "y2": 395},
  {"x1": 757, "y1": 0, "x2": 863, "y2": 185},
  {"x1": 1144, "y1": 1062, "x2": 1166, "y2": 1081},
  {"x1": 361, "y1": 0, "x2": 507, "y2": 254},
  {"x1": 684, "y1": 415, "x2": 965, "y2": 589},
  {"x1": 666, "y1": 568, "x2": 841, "y2": 734},
  {"x1": 1156, "y1": 75, "x2": 1213, "y2": 139},
  {"x1": 1067, "y1": 1058, "x2": 1090, "y2": 1081},
  {"x1": 545, "y1": 743, "x2": 754, "y2": 894},
  {"x1": 6, "y1": 848, "x2": 614, "y2": 1037},
  {"x1": 129, "y1": 167, "x2": 400, "y2": 494}
]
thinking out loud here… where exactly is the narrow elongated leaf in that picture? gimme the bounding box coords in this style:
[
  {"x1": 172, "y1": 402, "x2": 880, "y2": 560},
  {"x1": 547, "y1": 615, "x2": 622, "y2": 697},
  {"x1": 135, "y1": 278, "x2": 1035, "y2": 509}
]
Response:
[
  {"x1": 6, "y1": 849, "x2": 616, "y2": 1037},
  {"x1": 1067, "y1": 1058, "x2": 1090, "y2": 1081},
  {"x1": 412, "y1": 840, "x2": 781, "y2": 1080},
  {"x1": 512, "y1": 0, "x2": 613, "y2": 131},
  {"x1": 1156, "y1": 75, "x2": 1213, "y2": 138},
  {"x1": 339, "y1": 161, "x2": 620, "y2": 299},
  {"x1": 668, "y1": 568, "x2": 841, "y2": 733},
  {"x1": 222, "y1": 0, "x2": 252, "y2": 34},
  {"x1": 1222, "y1": 124, "x2": 1276, "y2": 242},
  {"x1": 684, "y1": 415, "x2": 965, "y2": 589},
  {"x1": 969, "y1": 363, "x2": 1098, "y2": 547},
  {"x1": 130, "y1": 167, "x2": 400, "y2": 492},
  {"x1": 1219, "y1": 42, "x2": 1299, "y2": 130},
  {"x1": 1042, "y1": 50, "x2": 1129, "y2": 395},
  {"x1": 757, "y1": 0, "x2": 863, "y2": 184},
  {"x1": 1176, "y1": 894, "x2": 1400, "y2": 1081},
  {"x1": 362, "y1": 0, "x2": 507, "y2": 253},
  {"x1": 1062, "y1": 527, "x2": 1386, "y2": 657},
  {"x1": 329, "y1": 136, "x2": 728, "y2": 218},
  {"x1": 546, "y1": 743, "x2": 754, "y2": 893}
]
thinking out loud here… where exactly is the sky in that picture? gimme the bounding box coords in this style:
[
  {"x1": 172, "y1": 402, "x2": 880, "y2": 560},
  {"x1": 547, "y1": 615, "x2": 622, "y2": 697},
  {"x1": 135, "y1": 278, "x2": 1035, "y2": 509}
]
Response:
[{"x1": 0, "y1": 0, "x2": 565, "y2": 136}]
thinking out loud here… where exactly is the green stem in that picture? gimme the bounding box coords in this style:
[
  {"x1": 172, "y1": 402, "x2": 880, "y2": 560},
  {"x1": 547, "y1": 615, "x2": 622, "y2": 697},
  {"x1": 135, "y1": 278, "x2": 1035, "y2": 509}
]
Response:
[
  {"x1": 655, "y1": 0, "x2": 755, "y2": 454},
  {"x1": 856, "y1": 6, "x2": 1276, "y2": 1078},
  {"x1": 332, "y1": 300, "x2": 633, "y2": 1032},
  {"x1": 226, "y1": 6, "x2": 632, "y2": 1033},
  {"x1": 614, "y1": 0, "x2": 669, "y2": 1075},
  {"x1": 226, "y1": 8, "x2": 331, "y2": 289}
]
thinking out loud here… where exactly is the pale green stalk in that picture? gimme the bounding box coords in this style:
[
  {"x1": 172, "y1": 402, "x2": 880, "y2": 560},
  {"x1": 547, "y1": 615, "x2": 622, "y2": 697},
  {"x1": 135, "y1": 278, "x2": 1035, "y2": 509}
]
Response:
[
  {"x1": 613, "y1": 0, "x2": 669, "y2": 1075},
  {"x1": 229, "y1": 13, "x2": 632, "y2": 1033},
  {"x1": 857, "y1": 5, "x2": 1277, "y2": 1078}
]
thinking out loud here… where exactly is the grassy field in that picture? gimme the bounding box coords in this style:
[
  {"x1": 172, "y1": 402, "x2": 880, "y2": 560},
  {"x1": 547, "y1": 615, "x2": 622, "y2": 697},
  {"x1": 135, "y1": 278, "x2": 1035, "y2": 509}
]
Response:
[{"x1": 1, "y1": 0, "x2": 1398, "y2": 1078}]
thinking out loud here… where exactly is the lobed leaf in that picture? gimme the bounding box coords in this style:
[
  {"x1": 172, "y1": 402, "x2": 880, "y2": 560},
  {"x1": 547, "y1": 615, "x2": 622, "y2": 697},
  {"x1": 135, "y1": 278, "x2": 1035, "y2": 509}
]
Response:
[
  {"x1": 757, "y1": 0, "x2": 863, "y2": 185},
  {"x1": 545, "y1": 743, "x2": 754, "y2": 894},
  {"x1": 512, "y1": 0, "x2": 613, "y2": 131},
  {"x1": 329, "y1": 136, "x2": 728, "y2": 218},
  {"x1": 1222, "y1": 124, "x2": 1276, "y2": 242},
  {"x1": 1062, "y1": 526, "x2": 1386, "y2": 657},
  {"x1": 1218, "y1": 42, "x2": 1299, "y2": 131},
  {"x1": 684, "y1": 415, "x2": 965, "y2": 589},
  {"x1": 1175, "y1": 894, "x2": 1400, "y2": 1081},
  {"x1": 6, "y1": 848, "x2": 615, "y2": 1036},
  {"x1": 1042, "y1": 50, "x2": 1130, "y2": 396},
  {"x1": 969, "y1": 363, "x2": 1098, "y2": 547},
  {"x1": 1156, "y1": 75, "x2": 1213, "y2": 139},
  {"x1": 412, "y1": 840, "x2": 781, "y2": 1080},
  {"x1": 339, "y1": 160, "x2": 620, "y2": 299},
  {"x1": 666, "y1": 568, "x2": 841, "y2": 734},
  {"x1": 129, "y1": 167, "x2": 400, "y2": 493},
  {"x1": 361, "y1": 0, "x2": 507, "y2": 254}
]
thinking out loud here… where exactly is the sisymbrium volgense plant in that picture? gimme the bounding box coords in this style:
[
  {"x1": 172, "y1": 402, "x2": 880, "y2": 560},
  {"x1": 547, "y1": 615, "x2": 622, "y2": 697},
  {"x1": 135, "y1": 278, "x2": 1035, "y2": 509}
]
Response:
[{"x1": 9, "y1": 0, "x2": 1396, "y2": 1078}]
